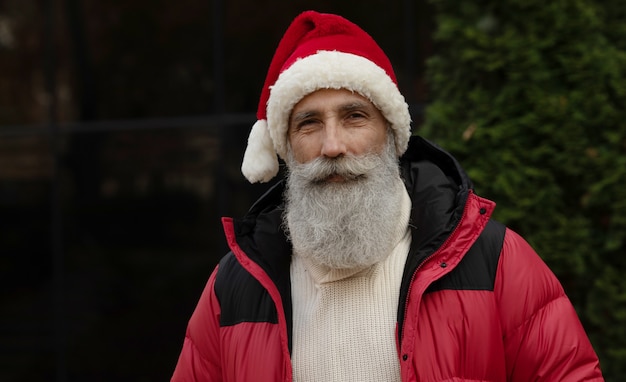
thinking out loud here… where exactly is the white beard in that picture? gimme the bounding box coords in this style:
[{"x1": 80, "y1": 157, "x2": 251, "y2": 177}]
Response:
[{"x1": 283, "y1": 136, "x2": 405, "y2": 270}]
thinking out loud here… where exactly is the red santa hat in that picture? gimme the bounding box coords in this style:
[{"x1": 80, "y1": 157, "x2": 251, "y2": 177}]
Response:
[{"x1": 241, "y1": 10, "x2": 412, "y2": 183}]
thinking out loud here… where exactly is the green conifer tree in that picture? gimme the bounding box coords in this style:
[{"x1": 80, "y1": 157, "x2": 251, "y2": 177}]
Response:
[{"x1": 422, "y1": 1, "x2": 626, "y2": 378}]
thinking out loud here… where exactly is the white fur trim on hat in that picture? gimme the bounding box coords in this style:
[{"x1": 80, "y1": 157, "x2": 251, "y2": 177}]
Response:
[
  {"x1": 241, "y1": 119, "x2": 279, "y2": 183},
  {"x1": 266, "y1": 50, "x2": 411, "y2": 161}
]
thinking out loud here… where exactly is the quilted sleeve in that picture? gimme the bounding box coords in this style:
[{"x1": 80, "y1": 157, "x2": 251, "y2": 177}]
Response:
[
  {"x1": 495, "y1": 228, "x2": 603, "y2": 381},
  {"x1": 171, "y1": 267, "x2": 222, "y2": 382}
]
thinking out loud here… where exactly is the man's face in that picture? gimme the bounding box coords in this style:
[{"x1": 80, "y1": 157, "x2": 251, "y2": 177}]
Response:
[
  {"x1": 287, "y1": 88, "x2": 389, "y2": 176},
  {"x1": 284, "y1": 89, "x2": 403, "y2": 269}
]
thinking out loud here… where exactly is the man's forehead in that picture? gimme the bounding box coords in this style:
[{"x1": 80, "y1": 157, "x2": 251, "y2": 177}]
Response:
[{"x1": 291, "y1": 88, "x2": 377, "y2": 113}]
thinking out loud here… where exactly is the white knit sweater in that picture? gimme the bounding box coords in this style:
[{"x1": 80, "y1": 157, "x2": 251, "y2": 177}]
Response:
[{"x1": 290, "y1": 187, "x2": 412, "y2": 382}]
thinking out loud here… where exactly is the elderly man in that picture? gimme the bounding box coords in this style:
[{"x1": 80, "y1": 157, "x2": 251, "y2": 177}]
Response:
[{"x1": 172, "y1": 10, "x2": 603, "y2": 382}]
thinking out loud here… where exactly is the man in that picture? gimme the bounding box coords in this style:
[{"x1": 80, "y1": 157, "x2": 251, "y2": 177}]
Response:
[{"x1": 172, "y1": 10, "x2": 603, "y2": 382}]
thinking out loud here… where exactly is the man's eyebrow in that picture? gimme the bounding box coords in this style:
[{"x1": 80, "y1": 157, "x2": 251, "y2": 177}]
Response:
[{"x1": 338, "y1": 101, "x2": 374, "y2": 113}]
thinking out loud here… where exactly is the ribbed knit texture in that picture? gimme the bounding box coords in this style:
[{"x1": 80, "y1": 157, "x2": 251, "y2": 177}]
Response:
[{"x1": 290, "y1": 185, "x2": 412, "y2": 382}]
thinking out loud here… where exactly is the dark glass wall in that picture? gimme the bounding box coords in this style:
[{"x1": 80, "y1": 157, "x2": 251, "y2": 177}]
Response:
[{"x1": 0, "y1": 0, "x2": 433, "y2": 380}]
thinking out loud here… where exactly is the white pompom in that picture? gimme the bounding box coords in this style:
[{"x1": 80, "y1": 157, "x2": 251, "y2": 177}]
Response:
[{"x1": 241, "y1": 120, "x2": 279, "y2": 183}]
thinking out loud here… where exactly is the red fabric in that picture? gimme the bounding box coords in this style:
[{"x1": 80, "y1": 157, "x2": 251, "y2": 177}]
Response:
[
  {"x1": 397, "y1": 193, "x2": 602, "y2": 381},
  {"x1": 398, "y1": 192, "x2": 498, "y2": 381},
  {"x1": 171, "y1": 269, "x2": 222, "y2": 381},
  {"x1": 496, "y1": 229, "x2": 603, "y2": 381},
  {"x1": 172, "y1": 193, "x2": 603, "y2": 382},
  {"x1": 256, "y1": 10, "x2": 396, "y2": 120},
  {"x1": 170, "y1": 271, "x2": 291, "y2": 382},
  {"x1": 172, "y1": 218, "x2": 293, "y2": 382}
]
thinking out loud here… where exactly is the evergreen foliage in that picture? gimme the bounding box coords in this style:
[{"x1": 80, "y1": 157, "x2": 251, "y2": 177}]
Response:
[{"x1": 422, "y1": 1, "x2": 626, "y2": 379}]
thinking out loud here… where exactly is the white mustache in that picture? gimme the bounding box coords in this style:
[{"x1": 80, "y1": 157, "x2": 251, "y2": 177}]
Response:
[{"x1": 288, "y1": 152, "x2": 382, "y2": 183}]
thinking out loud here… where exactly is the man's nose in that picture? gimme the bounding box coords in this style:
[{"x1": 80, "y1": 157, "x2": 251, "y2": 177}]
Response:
[{"x1": 320, "y1": 123, "x2": 347, "y2": 158}]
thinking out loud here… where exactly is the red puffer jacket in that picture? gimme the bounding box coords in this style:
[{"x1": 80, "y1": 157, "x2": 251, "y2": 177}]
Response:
[{"x1": 172, "y1": 137, "x2": 603, "y2": 382}]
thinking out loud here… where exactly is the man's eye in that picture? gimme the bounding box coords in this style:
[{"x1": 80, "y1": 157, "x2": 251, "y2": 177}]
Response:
[
  {"x1": 295, "y1": 119, "x2": 318, "y2": 131},
  {"x1": 298, "y1": 119, "x2": 315, "y2": 127},
  {"x1": 348, "y1": 112, "x2": 365, "y2": 119}
]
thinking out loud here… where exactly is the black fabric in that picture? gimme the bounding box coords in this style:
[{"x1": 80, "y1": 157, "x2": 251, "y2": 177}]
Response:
[
  {"x1": 215, "y1": 254, "x2": 278, "y2": 326},
  {"x1": 230, "y1": 181, "x2": 294, "y2": 352},
  {"x1": 400, "y1": 136, "x2": 473, "y2": 190},
  {"x1": 425, "y1": 220, "x2": 505, "y2": 293}
]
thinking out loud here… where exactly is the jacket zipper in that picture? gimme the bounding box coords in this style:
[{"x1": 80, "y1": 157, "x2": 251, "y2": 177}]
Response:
[{"x1": 400, "y1": 190, "x2": 473, "y2": 355}]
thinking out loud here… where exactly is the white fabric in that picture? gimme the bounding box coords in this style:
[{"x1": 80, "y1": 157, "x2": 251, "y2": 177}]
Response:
[
  {"x1": 241, "y1": 119, "x2": 279, "y2": 183},
  {"x1": 290, "y1": 187, "x2": 412, "y2": 382}
]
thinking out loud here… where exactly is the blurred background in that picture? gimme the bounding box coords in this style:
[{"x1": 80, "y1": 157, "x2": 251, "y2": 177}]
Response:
[{"x1": 0, "y1": 0, "x2": 624, "y2": 381}]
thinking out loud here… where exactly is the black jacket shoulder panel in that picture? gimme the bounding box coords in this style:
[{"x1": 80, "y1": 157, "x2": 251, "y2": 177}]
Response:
[
  {"x1": 232, "y1": 181, "x2": 293, "y2": 343},
  {"x1": 214, "y1": 253, "x2": 278, "y2": 326},
  {"x1": 426, "y1": 220, "x2": 506, "y2": 293}
]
